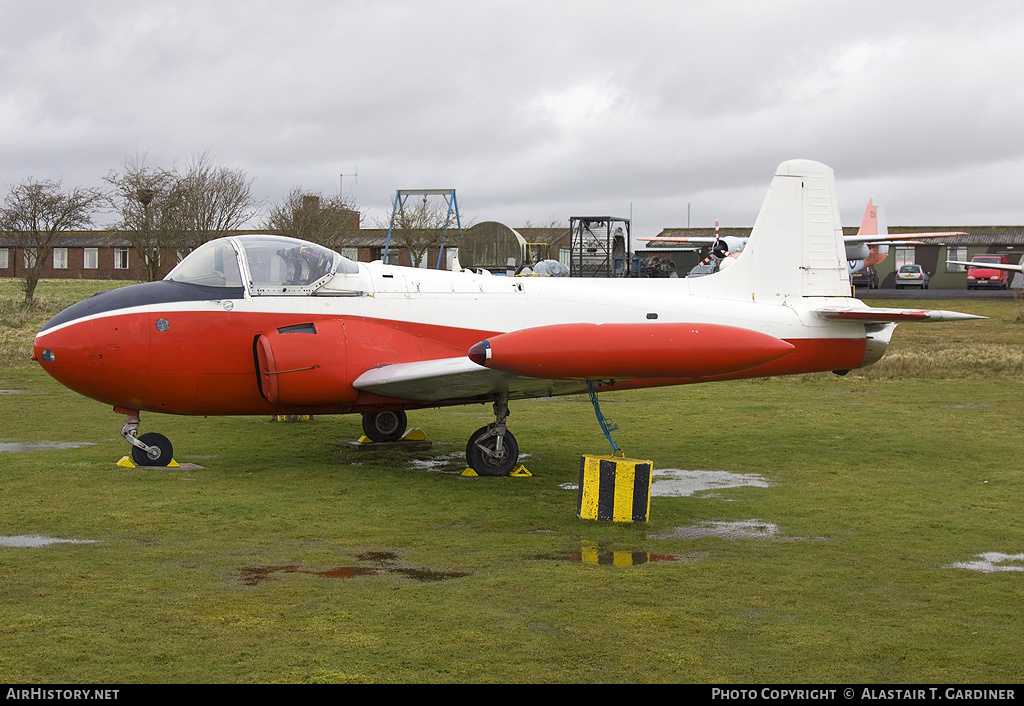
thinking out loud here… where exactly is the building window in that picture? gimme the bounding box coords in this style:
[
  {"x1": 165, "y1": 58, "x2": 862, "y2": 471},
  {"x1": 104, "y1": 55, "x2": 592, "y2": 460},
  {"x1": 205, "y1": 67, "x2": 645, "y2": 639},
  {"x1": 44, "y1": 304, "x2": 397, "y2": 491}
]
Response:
[
  {"x1": 53, "y1": 247, "x2": 68, "y2": 269},
  {"x1": 24, "y1": 248, "x2": 37, "y2": 268},
  {"x1": 893, "y1": 246, "x2": 915, "y2": 268},
  {"x1": 84, "y1": 248, "x2": 98, "y2": 269},
  {"x1": 947, "y1": 246, "x2": 967, "y2": 272},
  {"x1": 0, "y1": 248, "x2": 8, "y2": 269},
  {"x1": 114, "y1": 248, "x2": 129, "y2": 270}
]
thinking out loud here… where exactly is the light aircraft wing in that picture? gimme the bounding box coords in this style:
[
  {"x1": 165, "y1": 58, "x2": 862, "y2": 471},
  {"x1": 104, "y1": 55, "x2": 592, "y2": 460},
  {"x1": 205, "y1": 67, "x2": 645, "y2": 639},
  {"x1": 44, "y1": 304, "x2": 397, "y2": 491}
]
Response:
[
  {"x1": 814, "y1": 306, "x2": 986, "y2": 323},
  {"x1": 843, "y1": 232, "x2": 966, "y2": 244},
  {"x1": 638, "y1": 236, "x2": 718, "y2": 244},
  {"x1": 947, "y1": 260, "x2": 1024, "y2": 273}
]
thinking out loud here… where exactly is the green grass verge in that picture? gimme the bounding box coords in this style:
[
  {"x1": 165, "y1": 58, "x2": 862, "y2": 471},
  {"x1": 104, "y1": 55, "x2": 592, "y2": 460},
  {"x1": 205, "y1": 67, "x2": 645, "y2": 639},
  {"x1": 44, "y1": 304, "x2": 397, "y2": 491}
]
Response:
[{"x1": 1, "y1": 281, "x2": 1022, "y2": 682}]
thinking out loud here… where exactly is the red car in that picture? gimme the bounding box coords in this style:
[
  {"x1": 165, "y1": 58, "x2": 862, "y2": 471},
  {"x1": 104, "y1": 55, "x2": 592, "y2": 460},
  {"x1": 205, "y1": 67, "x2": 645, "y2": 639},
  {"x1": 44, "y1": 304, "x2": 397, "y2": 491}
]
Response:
[{"x1": 966, "y1": 255, "x2": 1010, "y2": 290}]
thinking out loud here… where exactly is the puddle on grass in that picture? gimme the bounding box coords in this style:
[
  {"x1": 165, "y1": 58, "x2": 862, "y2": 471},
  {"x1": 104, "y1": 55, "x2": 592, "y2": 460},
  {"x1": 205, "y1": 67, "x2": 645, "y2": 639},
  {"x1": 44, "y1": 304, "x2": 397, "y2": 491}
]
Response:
[
  {"x1": 238, "y1": 551, "x2": 468, "y2": 586},
  {"x1": 0, "y1": 535, "x2": 99, "y2": 548},
  {"x1": 0, "y1": 440, "x2": 95, "y2": 453},
  {"x1": 650, "y1": 468, "x2": 774, "y2": 498},
  {"x1": 407, "y1": 451, "x2": 465, "y2": 473},
  {"x1": 561, "y1": 468, "x2": 773, "y2": 498},
  {"x1": 947, "y1": 552, "x2": 1024, "y2": 573},
  {"x1": 407, "y1": 451, "x2": 530, "y2": 474},
  {"x1": 536, "y1": 546, "x2": 709, "y2": 567},
  {"x1": 650, "y1": 520, "x2": 785, "y2": 541}
]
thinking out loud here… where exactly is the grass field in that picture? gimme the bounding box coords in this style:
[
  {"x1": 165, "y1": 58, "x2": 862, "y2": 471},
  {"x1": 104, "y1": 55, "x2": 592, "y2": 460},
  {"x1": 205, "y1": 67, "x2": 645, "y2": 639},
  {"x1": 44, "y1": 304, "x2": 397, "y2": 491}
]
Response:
[{"x1": 1, "y1": 279, "x2": 1023, "y2": 683}]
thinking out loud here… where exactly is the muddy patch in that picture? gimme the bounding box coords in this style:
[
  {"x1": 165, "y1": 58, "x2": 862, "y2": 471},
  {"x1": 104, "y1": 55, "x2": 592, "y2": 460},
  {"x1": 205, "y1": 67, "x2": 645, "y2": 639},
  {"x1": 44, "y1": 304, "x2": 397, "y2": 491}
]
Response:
[
  {"x1": 947, "y1": 552, "x2": 1024, "y2": 573},
  {"x1": 238, "y1": 551, "x2": 468, "y2": 586},
  {"x1": 0, "y1": 535, "x2": 99, "y2": 548},
  {"x1": 0, "y1": 440, "x2": 95, "y2": 453}
]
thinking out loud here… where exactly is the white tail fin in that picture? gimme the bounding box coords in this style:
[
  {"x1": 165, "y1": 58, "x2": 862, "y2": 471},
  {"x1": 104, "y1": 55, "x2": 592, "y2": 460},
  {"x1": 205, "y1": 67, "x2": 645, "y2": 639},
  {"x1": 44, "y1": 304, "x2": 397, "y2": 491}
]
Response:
[{"x1": 703, "y1": 160, "x2": 851, "y2": 300}]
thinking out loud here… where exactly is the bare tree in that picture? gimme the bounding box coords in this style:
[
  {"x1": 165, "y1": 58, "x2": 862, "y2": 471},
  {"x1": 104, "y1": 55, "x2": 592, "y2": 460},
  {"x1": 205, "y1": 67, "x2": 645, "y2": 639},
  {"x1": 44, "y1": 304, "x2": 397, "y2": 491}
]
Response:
[
  {"x1": 105, "y1": 152, "x2": 259, "y2": 280},
  {"x1": 104, "y1": 157, "x2": 184, "y2": 282},
  {"x1": 380, "y1": 198, "x2": 461, "y2": 268},
  {"x1": 263, "y1": 187, "x2": 360, "y2": 251},
  {"x1": 176, "y1": 151, "x2": 259, "y2": 253},
  {"x1": 0, "y1": 179, "x2": 101, "y2": 306}
]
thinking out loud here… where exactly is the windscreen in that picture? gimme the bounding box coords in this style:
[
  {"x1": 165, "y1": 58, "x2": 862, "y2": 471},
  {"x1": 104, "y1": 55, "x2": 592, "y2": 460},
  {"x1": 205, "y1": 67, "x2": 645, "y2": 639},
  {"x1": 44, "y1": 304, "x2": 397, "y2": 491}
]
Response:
[{"x1": 166, "y1": 238, "x2": 243, "y2": 287}]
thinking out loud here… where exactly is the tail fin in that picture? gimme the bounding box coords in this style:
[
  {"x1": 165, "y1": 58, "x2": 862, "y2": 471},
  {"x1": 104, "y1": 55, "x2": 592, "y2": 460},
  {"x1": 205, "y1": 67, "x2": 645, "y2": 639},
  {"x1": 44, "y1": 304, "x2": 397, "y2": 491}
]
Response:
[{"x1": 704, "y1": 160, "x2": 851, "y2": 300}]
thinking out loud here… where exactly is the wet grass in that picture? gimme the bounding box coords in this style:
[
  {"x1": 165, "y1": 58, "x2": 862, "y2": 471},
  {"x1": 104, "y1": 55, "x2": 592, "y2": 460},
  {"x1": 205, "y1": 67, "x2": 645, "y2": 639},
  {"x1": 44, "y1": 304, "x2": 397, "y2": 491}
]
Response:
[
  {"x1": 0, "y1": 279, "x2": 142, "y2": 367},
  {"x1": 1, "y1": 283, "x2": 1022, "y2": 682}
]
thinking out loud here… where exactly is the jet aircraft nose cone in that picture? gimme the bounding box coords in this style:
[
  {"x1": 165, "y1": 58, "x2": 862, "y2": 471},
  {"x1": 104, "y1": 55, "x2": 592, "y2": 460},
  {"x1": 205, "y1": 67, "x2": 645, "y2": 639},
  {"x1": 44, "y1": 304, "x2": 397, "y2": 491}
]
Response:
[{"x1": 468, "y1": 340, "x2": 491, "y2": 366}]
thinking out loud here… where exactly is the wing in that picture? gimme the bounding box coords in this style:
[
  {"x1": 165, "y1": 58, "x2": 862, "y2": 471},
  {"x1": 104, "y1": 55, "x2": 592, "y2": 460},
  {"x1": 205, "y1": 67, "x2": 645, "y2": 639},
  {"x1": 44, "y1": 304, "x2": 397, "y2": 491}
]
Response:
[
  {"x1": 844, "y1": 231, "x2": 966, "y2": 244},
  {"x1": 352, "y1": 356, "x2": 588, "y2": 402},
  {"x1": 947, "y1": 260, "x2": 1023, "y2": 273},
  {"x1": 815, "y1": 306, "x2": 986, "y2": 323},
  {"x1": 353, "y1": 322, "x2": 795, "y2": 403},
  {"x1": 638, "y1": 236, "x2": 718, "y2": 244}
]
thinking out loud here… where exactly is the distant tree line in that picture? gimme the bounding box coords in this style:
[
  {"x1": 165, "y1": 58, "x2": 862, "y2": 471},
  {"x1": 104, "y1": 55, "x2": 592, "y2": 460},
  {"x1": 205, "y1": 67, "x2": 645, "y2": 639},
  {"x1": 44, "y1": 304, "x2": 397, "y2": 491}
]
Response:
[
  {"x1": 0, "y1": 153, "x2": 475, "y2": 307},
  {"x1": 0, "y1": 152, "x2": 367, "y2": 306}
]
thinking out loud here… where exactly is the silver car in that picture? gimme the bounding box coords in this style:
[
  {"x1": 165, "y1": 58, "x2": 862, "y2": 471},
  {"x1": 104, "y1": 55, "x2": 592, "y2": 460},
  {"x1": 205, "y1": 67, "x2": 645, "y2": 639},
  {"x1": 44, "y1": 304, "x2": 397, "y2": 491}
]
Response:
[{"x1": 896, "y1": 264, "x2": 930, "y2": 289}]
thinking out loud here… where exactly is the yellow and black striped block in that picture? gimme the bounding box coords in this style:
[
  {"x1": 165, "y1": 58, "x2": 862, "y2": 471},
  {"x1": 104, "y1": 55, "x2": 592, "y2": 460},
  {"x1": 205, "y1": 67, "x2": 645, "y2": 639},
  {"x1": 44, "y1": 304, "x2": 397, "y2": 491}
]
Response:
[{"x1": 576, "y1": 454, "x2": 653, "y2": 523}]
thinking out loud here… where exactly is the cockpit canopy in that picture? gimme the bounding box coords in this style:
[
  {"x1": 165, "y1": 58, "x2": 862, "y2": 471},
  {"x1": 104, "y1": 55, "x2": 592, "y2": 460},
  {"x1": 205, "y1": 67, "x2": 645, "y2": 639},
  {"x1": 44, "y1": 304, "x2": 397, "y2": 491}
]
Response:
[{"x1": 166, "y1": 235, "x2": 358, "y2": 295}]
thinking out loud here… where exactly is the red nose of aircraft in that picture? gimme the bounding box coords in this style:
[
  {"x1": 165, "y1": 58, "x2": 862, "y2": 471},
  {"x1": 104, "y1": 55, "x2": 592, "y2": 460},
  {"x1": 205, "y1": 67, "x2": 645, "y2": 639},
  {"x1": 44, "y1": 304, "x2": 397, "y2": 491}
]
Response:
[
  {"x1": 33, "y1": 283, "x2": 159, "y2": 410},
  {"x1": 467, "y1": 322, "x2": 794, "y2": 379}
]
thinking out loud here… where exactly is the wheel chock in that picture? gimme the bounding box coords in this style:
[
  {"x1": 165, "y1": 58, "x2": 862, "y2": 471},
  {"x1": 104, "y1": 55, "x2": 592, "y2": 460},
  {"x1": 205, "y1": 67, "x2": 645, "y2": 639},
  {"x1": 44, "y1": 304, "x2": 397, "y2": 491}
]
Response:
[
  {"x1": 343, "y1": 429, "x2": 432, "y2": 450},
  {"x1": 116, "y1": 456, "x2": 180, "y2": 468},
  {"x1": 461, "y1": 464, "x2": 532, "y2": 477}
]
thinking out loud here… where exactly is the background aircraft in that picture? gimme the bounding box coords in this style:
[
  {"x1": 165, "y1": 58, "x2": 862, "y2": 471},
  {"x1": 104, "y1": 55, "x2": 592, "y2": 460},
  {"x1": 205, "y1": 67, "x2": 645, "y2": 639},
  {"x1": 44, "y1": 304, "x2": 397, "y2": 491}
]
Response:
[
  {"x1": 643, "y1": 199, "x2": 965, "y2": 276},
  {"x1": 33, "y1": 160, "x2": 981, "y2": 475}
]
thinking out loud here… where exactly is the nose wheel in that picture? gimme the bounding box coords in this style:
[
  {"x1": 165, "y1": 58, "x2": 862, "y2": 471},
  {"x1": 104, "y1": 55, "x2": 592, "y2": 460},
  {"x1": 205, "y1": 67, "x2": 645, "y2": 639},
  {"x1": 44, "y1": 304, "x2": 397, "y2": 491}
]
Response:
[
  {"x1": 131, "y1": 432, "x2": 174, "y2": 467},
  {"x1": 117, "y1": 408, "x2": 174, "y2": 467}
]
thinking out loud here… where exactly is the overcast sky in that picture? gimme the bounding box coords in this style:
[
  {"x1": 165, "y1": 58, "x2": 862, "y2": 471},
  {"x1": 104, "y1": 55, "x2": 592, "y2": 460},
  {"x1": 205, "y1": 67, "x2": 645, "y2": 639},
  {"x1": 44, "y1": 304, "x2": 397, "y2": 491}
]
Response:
[{"x1": 2, "y1": 0, "x2": 1023, "y2": 238}]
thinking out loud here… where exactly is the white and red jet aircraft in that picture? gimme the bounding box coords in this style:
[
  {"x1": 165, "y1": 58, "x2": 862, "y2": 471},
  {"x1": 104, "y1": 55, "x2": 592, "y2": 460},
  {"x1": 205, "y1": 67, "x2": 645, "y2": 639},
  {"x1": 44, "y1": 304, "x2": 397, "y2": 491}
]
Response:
[{"x1": 33, "y1": 160, "x2": 981, "y2": 475}]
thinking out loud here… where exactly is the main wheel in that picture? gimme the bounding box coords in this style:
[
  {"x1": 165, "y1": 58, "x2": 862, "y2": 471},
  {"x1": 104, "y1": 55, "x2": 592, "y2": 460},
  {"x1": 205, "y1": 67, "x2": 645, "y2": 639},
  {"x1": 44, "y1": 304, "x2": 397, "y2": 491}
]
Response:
[
  {"x1": 465, "y1": 426, "x2": 519, "y2": 476},
  {"x1": 131, "y1": 432, "x2": 174, "y2": 467},
  {"x1": 362, "y1": 410, "x2": 408, "y2": 442}
]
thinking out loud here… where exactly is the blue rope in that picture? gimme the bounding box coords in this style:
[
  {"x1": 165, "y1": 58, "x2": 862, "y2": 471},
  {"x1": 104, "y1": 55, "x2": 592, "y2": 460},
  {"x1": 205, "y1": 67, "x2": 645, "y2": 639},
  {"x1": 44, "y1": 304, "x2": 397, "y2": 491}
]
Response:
[{"x1": 586, "y1": 380, "x2": 620, "y2": 454}]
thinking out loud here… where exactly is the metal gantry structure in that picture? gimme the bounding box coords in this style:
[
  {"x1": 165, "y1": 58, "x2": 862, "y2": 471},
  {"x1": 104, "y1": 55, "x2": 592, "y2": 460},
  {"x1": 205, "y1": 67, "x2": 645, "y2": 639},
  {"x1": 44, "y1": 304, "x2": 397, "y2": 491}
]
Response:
[
  {"x1": 384, "y1": 189, "x2": 462, "y2": 269},
  {"x1": 568, "y1": 216, "x2": 632, "y2": 277}
]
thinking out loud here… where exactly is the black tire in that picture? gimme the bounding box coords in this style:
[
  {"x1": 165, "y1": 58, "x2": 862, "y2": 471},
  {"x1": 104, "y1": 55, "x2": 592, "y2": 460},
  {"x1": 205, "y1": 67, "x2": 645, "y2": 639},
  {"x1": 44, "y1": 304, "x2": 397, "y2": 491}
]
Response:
[
  {"x1": 131, "y1": 432, "x2": 173, "y2": 467},
  {"x1": 362, "y1": 410, "x2": 408, "y2": 442},
  {"x1": 465, "y1": 425, "x2": 519, "y2": 476}
]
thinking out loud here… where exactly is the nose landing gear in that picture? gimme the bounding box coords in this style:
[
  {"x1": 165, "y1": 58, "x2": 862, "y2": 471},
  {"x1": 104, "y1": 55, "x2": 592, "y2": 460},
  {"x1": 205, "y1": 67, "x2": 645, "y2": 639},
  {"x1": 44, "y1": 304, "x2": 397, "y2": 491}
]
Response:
[{"x1": 116, "y1": 407, "x2": 174, "y2": 467}]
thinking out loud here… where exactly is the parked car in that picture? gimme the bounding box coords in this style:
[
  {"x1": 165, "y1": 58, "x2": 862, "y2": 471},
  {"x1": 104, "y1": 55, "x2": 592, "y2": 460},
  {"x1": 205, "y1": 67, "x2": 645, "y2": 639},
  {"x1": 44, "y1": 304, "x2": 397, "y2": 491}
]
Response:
[
  {"x1": 966, "y1": 254, "x2": 1010, "y2": 290},
  {"x1": 850, "y1": 266, "x2": 878, "y2": 289},
  {"x1": 896, "y1": 264, "x2": 929, "y2": 289},
  {"x1": 686, "y1": 262, "x2": 718, "y2": 278}
]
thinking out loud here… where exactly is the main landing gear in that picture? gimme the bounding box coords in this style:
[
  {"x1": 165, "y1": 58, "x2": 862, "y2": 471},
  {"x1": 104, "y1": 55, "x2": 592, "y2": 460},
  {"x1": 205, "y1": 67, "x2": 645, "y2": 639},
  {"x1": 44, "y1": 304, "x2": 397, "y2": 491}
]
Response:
[
  {"x1": 466, "y1": 393, "x2": 519, "y2": 476},
  {"x1": 116, "y1": 407, "x2": 174, "y2": 467},
  {"x1": 361, "y1": 410, "x2": 408, "y2": 442}
]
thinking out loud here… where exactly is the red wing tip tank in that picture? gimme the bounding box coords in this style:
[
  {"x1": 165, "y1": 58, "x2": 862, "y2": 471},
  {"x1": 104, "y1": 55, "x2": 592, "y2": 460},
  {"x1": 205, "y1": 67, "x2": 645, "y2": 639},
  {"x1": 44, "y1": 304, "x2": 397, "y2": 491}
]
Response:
[{"x1": 467, "y1": 323, "x2": 795, "y2": 379}]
